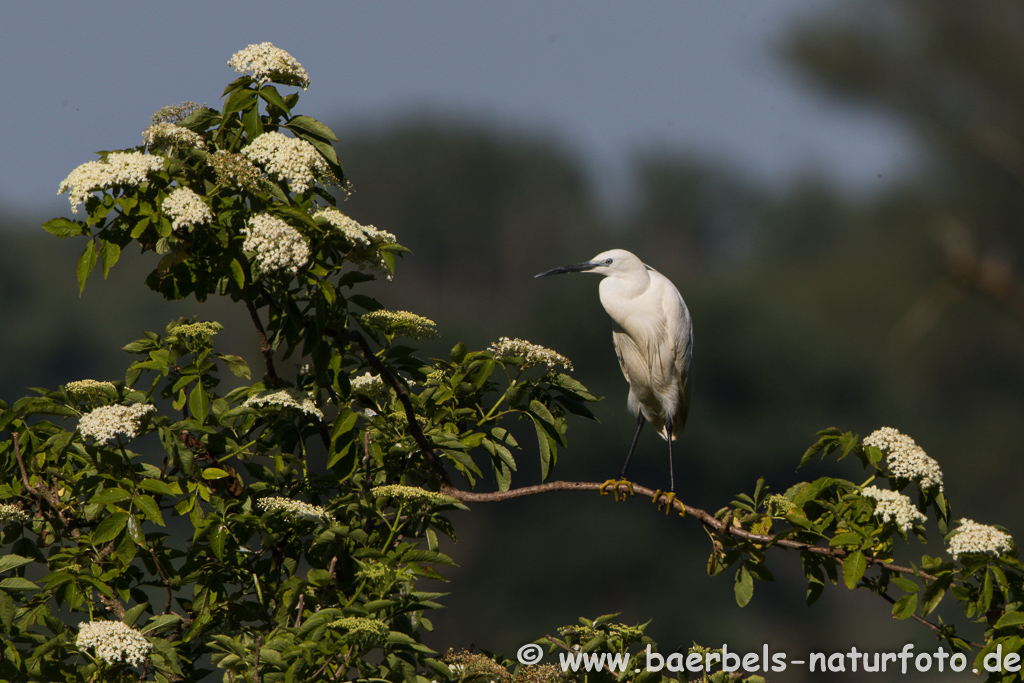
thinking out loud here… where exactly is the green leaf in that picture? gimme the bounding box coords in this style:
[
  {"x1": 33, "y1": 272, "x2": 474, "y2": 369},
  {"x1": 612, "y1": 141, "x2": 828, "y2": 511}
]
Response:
[
  {"x1": 829, "y1": 532, "x2": 862, "y2": 547},
  {"x1": 286, "y1": 115, "x2": 340, "y2": 141},
  {"x1": 90, "y1": 488, "x2": 131, "y2": 505},
  {"x1": 530, "y1": 415, "x2": 556, "y2": 481},
  {"x1": 842, "y1": 550, "x2": 866, "y2": 589},
  {"x1": 259, "y1": 85, "x2": 291, "y2": 114},
  {"x1": 0, "y1": 555, "x2": 33, "y2": 574},
  {"x1": 123, "y1": 602, "x2": 149, "y2": 627},
  {"x1": 100, "y1": 239, "x2": 121, "y2": 278},
  {"x1": 76, "y1": 240, "x2": 98, "y2": 295},
  {"x1": 139, "y1": 478, "x2": 178, "y2": 496},
  {"x1": 0, "y1": 590, "x2": 14, "y2": 632},
  {"x1": 93, "y1": 511, "x2": 130, "y2": 544},
  {"x1": 996, "y1": 611, "x2": 1024, "y2": 629},
  {"x1": 201, "y1": 468, "x2": 230, "y2": 480},
  {"x1": 42, "y1": 217, "x2": 87, "y2": 238},
  {"x1": 791, "y1": 477, "x2": 834, "y2": 508},
  {"x1": 136, "y1": 494, "x2": 165, "y2": 526},
  {"x1": 189, "y1": 383, "x2": 210, "y2": 424},
  {"x1": 891, "y1": 593, "x2": 917, "y2": 620},
  {"x1": 218, "y1": 354, "x2": 251, "y2": 379},
  {"x1": 0, "y1": 577, "x2": 38, "y2": 591},
  {"x1": 734, "y1": 565, "x2": 754, "y2": 607}
]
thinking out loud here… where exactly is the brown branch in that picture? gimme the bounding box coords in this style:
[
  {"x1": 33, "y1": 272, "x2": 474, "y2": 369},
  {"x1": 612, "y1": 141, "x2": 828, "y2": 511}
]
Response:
[
  {"x1": 13, "y1": 433, "x2": 71, "y2": 528},
  {"x1": 150, "y1": 548, "x2": 174, "y2": 614},
  {"x1": 254, "y1": 634, "x2": 262, "y2": 683},
  {"x1": 439, "y1": 480, "x2": 936, "y2": 581},
  {"x1": 338, "y1": 329, "x2": 451, "y2": 485},
  {"x1": 245, "y1": 299, "x2": 278, "y2": 382}
]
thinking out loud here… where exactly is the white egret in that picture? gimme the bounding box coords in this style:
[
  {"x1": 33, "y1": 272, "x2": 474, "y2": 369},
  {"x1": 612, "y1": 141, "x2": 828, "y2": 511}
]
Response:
[{"x1": 536, "y1": 249, "x2": 692, "y2": 494}]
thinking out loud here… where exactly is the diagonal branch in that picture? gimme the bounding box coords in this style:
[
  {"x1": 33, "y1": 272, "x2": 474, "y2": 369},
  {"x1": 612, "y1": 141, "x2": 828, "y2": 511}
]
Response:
[
  {"x1": 333, "y1": 328, "x2": 451, "y2": 485},
  {"x1": 245, "y1": 298, "x2": 279, "y2": 382},
  {"x1": 439, "y1": 480, "x2": 936, "y2": 580}
]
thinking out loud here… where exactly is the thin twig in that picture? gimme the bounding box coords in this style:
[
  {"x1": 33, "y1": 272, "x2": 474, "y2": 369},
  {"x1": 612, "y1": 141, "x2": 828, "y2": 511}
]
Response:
[
  {"x1": 245, "y1": 299, "x2": 278, "y2": 382},
  {"x1": 869, "y1": 583, "x2": 983, "y2": 648},
  {"x1": 333, "y1": 328, "x2": 451, "y2": 485},
  {"x1": 254, "y1": 634, "x2": 262, "y2": 683}
]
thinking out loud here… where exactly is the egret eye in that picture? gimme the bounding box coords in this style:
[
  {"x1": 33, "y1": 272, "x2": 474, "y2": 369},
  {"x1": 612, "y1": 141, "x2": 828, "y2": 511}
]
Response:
[{"x1": 605, "y1": 258, "x2": 613, "y2": 265}]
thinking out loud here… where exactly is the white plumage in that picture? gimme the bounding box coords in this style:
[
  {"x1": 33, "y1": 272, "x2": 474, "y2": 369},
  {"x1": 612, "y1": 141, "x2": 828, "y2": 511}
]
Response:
[{"x1": 536, "y1": 249, "x2": 692, "y2": 490}]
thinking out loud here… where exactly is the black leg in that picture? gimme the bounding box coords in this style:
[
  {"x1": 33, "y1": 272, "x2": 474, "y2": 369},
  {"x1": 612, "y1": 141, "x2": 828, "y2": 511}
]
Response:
[
  {"x1": 620, "y1": 413, "x2": 645, "y2": 478},
  {"x1": 666, "y1": 418, "x2": 675, "y2": 493}
]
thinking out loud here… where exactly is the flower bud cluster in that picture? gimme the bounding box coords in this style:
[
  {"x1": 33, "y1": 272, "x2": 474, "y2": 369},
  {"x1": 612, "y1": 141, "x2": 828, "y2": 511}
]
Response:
[{"x1": 78, "y1": 404, "x2": 156, "y2": 443}]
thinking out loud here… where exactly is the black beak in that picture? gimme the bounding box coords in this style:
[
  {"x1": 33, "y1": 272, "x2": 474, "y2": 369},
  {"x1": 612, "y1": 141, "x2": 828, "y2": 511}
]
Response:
[{"x1": 534, "y1": 261, "x2": 599, "y2": 278}]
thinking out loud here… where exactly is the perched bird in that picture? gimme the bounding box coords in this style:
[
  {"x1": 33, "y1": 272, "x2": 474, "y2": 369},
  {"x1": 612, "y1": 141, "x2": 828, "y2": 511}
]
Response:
[{"x1": 536, "y1": 249, "x2": 692, "y2": 493}]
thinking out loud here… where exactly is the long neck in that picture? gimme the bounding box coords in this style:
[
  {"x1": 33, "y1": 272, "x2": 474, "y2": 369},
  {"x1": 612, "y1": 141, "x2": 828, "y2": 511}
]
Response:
[{"x1": 598, "y1": 269, "x2": 650, "y2": 324}]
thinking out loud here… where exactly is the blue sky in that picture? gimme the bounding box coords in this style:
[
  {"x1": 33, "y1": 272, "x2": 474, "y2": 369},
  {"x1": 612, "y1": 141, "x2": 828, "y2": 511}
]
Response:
[{"x1": 2, "y1": 1, "x2": 914, "y2": 219}]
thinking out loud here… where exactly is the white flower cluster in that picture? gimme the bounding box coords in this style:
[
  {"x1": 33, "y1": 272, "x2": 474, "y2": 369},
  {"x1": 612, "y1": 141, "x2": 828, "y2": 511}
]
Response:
[
  {"x1": 75, "y1": 620, "x2": 152, "y2": 667},
  {"x1": 78, "y1": 404, "x2": 156, "y2": 443},
  {"x1": 861, "y1": 486, "x2": 927, "y2": 532},
  {"x1": 0, "y1": 504, "x2": 28, "y2": 524},
  {"x1": 161, "y1": 187, "x2": 212, "y2": 231},
  {"x1": 314, "y1": 208, "x2": 396, "y2": 247},
  {"x1": 370, "y1": 485, "x2": 452, "y2": 505},
  {"x1": 58, "y1": 152, "x2": 165, "y2": 212},
  {"x1": 488, "y1": 337, "x2": 574, "y2": 371},
  {"x1": 242, "y1": 131, "x2": 333, "y2": 194},
  {"x1": 361, "y1": 310, "x2": 438, "y2": 340},
  {"x1": 244, "y1": 389, "x2": 323, "y2": 420},
  {"x1": 863, "y1": 427, "x2": 944, "y2": 493},
  {"x1": 242, "y1": 213, "x2": 310, "y2": 276},
  {"x1": 208, "y1": 150, "x2": 265, "y2": 191},
  {"x1": 151, "y1": 101, "x2": 203, "y2": 125},
  {"x1": 141, "y1": 122, "x2": 207, "y2": 151},
  {"x1": 947, "y1": 518, "x2": 1013, "y2": 561},
  {"x1": 350, "y1": 372, "x2": 388, "y2": 398},
  {"x1": 65, "y1": 379, "x2": 116, "y2": 395},
  {"x1": 257, "y1": 496, "x2": 328, "y2": 522},
  {"x1": 227, "y1": 42, "x2": 310, "y2": 89},
  {"x1": 313, "y1": 208, "x2": 397, "y2": 275}
]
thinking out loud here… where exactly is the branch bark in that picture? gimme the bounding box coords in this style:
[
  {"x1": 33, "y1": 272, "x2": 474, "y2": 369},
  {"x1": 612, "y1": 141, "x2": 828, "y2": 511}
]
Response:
[
  {"x1": 336, "y1": 328, "x2": 451, "y2": 486},
  {"x1": 439, "y1": 479, "x2": 936, "y2": 581}
]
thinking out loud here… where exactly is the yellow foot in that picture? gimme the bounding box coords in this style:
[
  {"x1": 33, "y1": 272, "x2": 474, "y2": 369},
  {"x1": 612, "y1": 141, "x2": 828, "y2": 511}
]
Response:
[
  {"x1": 651, "y1": 490, "x2": 684, "y2": 516},
  {"x1": 600, "y1": 478, "x2": 634, "y2": 501}
]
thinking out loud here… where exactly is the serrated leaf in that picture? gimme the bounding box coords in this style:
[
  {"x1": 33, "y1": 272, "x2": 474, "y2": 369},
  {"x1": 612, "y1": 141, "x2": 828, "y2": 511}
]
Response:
[
  {"x1": 135, "y1": 494, "x2": 165, "y2": 526},
  {"x1": 996, "y1": 611, "x2": 1024, "y2": 629},
  {"x1": 90, "y1": 488, "x2": 130, "y2": 505},
  {"x1": 93, "y1": 511, "x2": 130, "y2": 544},
  {"x1": 218, "y1": 354, "x2": 251, "y2": 379},
  {"x1": 42, "y1": 217, "x2": 86, "y2": 238},
  {"x1": 287, "y1": 115, "x2": 339, "y2": 141},
  {"x1": 100, "y1": 240, "x2": 121, "y2": 278},
  {"x1": 734, "y1": 565, "x2": 754, "y2": 607},
  {"x1": 189, "y1": 383, "x2": 210, "y2": 424},
  {"x1": 842, "y1": 550, "x2": 866, "y2": 589},
  {"x1": 0, "y1": 555, "x2": 33, "y2": 574},
  {"x1": 0, "y1": 577, "x2": 38, "y2": 591},
  {"x1": 76, "y1": 240, "x2": 98, "y2": 295},
  {"x1": 892, "y1": 593, "x2": 917, "y2": 620}
]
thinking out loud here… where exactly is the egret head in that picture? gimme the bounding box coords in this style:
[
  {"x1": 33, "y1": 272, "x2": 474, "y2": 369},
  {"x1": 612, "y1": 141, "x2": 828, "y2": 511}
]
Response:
[{"x1": 535, "y1": 249, "x2": 646, "y2": 279}]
